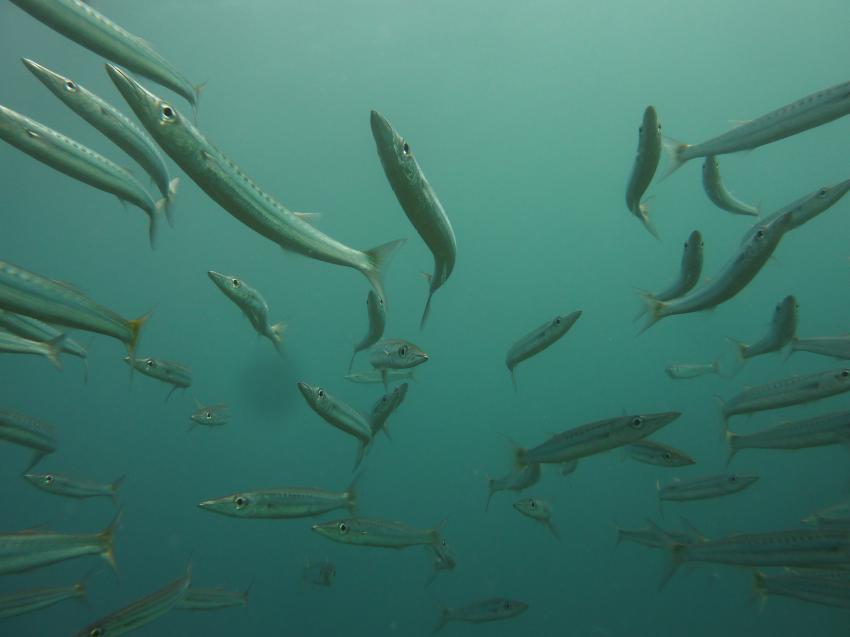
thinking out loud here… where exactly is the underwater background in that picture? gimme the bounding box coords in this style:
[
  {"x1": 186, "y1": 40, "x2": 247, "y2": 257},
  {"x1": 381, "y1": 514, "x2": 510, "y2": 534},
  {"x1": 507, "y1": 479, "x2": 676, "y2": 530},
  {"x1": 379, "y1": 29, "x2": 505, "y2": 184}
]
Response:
[{"x1": 1, "y1": 0, "x2": 850, "y2": 634}]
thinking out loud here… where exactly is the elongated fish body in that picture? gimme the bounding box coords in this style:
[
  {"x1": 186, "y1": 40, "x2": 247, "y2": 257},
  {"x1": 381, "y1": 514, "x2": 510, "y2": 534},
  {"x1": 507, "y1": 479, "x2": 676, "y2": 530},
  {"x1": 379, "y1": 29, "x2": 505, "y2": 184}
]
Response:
[
  {"x1": 486, "y1": 463, "x2": 541, "y2": 512},
  {"x1": 513, "y1": 497, "x2": 559, "y2": 540},
  {"x1": 625, "y1": 106, "x2": 662, "y2": 238},
  {"x1": 0, "y1": 410, "x2": 56, "y2": 468},
  {"x1": 665, "y1": 362, "x2": 719, "y2": 380},
  {"x1": 369, "y1": 382, "x2": 408, "y2": 437},
  {"x1": 658, "y1": 473, "x2": 759, "y2": 502},
  {"x1": 0, "y1": 104, "x2": 162, "y2": 245},
  {"x1": 0, "y1": 310, "x2": 87, "y2": 362},
  {"x1": 312, "y1": 517, "x2": 442, "y2": 549},
  {"x1": 803, "y1": 503, "x2": 850, "y2": 529},
  {"x1": 190, "y1": 402, "x2": 229, "y2": 428},
  {"x1": 652, "y1": 230, "x2": 704, "y2": 302},
  {"x1": 727, "y1": 410, "x2": 850, "y2": 460},
  {"x1": 0, "y1": 329, "x2": 65, "y2": 369},
  {"x1": 623, "y1": 440, "x2": 695, "y2": 467},
  {"x1": 0, "y1": 261, "x2": 148, "y2": 354},
  {"x1": 0, "y1": 581, "x2": 85, "y2": 618},
  {"x1": 0, "y1": 513, "x2": 118, "y2": 575},
  {"x1": 73, "y1": 563, "x2": 191, "y2": 637},
  {"x1": 701, "y1": 156, "x2": 759, "y2": 216},
  {"x1": 345, "y1": 369, "x2": 414, "y2": 384},
  {"x1": 107, "y1": 66, "x2": 404, "y2": 301},
  {"x1": 370, "y1": 111, "x2": 456, "y2": 327},
  {"x1": 198, "y1": 482, "x2": 357, "y2": 519},
  {"x1": 506, "y1": 310, "x2": 582, "y2": 390},
  {"x1": 730, "y1": 295, "x2": 798, "y2": 361},
  {"x1": 434, "y1": 598, "x2": 528, "y2": 633},
  {"x1": 207, "y1": 271, "x2": 284, "y2": 352},
  {"x1": 297, "y1": 383, "x2": 372, "y2": 469},
  {"x1": 22, "y1": 58, "x2": 178, "y2": 214},
  {"x1": 640, "y1": 213, "x2": 791, "y2": 330},
  {"x1": 124, "y1": 357, "x2": 191, "y2": 399},
  {"x1": 350, "y1": 291, "x2": 385, "y2": 371},
  {"x1": 24, "y1": 472, "x2": 124, "y2": 503},
  {"x1": 516, "y1": 412, "x2": 681, "y2": 467},
  {"x1": 175, "y1": 587, "x2": 248, "y2": 611},
  {"x1": 9, "y1": 0, "x2": 198, "y2": 110},
  {"x1": 720, "y1": 368, "x2": 850, "y2": 425},
  {"x1": 754, "y1": 571, "x2": 850, "y2": 610},
  {"x1": 665, "y1": 79, "x2": 850, "y2": 174},
  {"x1": 616, "y1": 524, "x2": 694, "y2": 549},
  {"x1": 790, "y1": 335, "x2": 850, "y2": 360}
]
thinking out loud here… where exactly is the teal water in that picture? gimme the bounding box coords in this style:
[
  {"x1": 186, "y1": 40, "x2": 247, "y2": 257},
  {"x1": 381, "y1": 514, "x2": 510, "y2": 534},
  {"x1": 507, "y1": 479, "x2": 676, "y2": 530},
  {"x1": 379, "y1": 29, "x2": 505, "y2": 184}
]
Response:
[{"x1": 1, "y1": 1, "x2": 850, "y2": 635}]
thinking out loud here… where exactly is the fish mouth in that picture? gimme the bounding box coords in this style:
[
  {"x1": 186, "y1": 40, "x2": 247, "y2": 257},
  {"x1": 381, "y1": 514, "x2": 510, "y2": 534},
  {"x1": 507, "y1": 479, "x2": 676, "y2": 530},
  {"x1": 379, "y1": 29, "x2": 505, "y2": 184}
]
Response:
[
  {"x1": 296, "y1": 382, "x2": 315, "y2": 400},
  {"x1": 369, "y1": 110, "x2": 396, "y2": 148},
  {"x1": 20, "y1": 58, "x2": 59, "y2": 83},
  {"x1": 206, "y1": 271, "x2": 228, "y2": 290},
  {"x1": 197, "y1": 500, "x2": 216, "y2": 510},
  {"x1": 105, "y1": 64, "x2": 159, "y2": 113}
]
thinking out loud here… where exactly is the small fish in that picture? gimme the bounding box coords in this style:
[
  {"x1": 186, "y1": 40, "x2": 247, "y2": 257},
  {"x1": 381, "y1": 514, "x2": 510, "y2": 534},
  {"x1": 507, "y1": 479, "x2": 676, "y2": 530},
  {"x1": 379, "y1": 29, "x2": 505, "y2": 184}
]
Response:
[
  {"x1": 622, "y1": 440, "x2": 695, "y2": 467},
  {"x1": 728, "y1": 295, "x2": 798, "y2": 367},
  {"x1": 311, "y1": 517, "x2": 443, "y2": 549},
  {"x1": 665, "y1": 362, "x2": 720, "y2": 380},
  {"x1": 0, "y1": 310, "x2": 88, "y2": 377},
  {"x1": 370, "y1": 111, "x2": 456, "y2": 328},
  {"x1": 615, "y1": 523, "x2": 696, "y2": 550},
  {"x1": 73, "y1": 562, "x2": 191, "y2": 637},
  {"x1": 0, "y1": 511, "x2": 119, "y2": 575},
  {"x1": 789, "y1": 335, "x2": 850, "y2": 360},
  {"x1": 753, "y1": 570, "x2": 850, "y2": 610},
  {"x1": 369, "y1": 339, "x2": 429, "y2": 389},
  {"x1": 0, "y1": 260, "x2": 149, "y2": 355},
  {"x1": 297, "y1": 383, "x2": 373, "y2": 470},
  {"x1": 0, "y1": 329, "x2": 66, "y2": 370},
  {"x1": 663, "y1": 79, "x2": 850, "y2": 175},
  {"x1": 0, "y1": 578, "x2": 86, "y2": 618},
  {"x1": 433, "y1": 598, "x2": 528, "y2": 634},
  {"x1": 657, "y1": 474, "x2": 759, "y2": 506},
  {"x1": 350, "y1": 291, "x2": 385, "y2": 372},
  {"x1": 24, "y1": 472, "x2": 125, "y2": 505},
  {"x1": 124, "y1": 356, "x2": 192, "y2": 400},
  {"x1": 198, "y1": 475, "x2": 358, "y2": 519},
  {"x1": 802, "y1": 503, "x2": 850, "y2": 529},
  {"x1": 425, "y1": 538, "x2": 457, "y2": 587},
  {"x1": 513, "y1": 497, "x2": 559, "y2": 540},
  {"x1": 301, "y1": 558, "x2": 336, "y2": 588},
  {"x1": 726, "y1": 410, "x2": 850, "y2": 463},
  {"x1": 625, "y1": 106, "x2": 662, "y2": 238},
  {"x1": 701, "y1": 156, "x2": 759, "y2": 216},
  {"x1": 175, "y1": 585, "x2": 251, "y2": 611},
  {"x1": 505, "y1": 310, "x2": 582, "y2": 391},
  {"x1": 369, "y1": 382, "x2": 409, "y2": 438},
  {"x1": 486, "y1": 463, "x2": 541, "y2": 512},
  {"x1": 207, "y1": 271, "x2": 284, "y2": 353},
  {"x1": 640, "y1": 231, "x2": 704, "y2": 310},
  {"x1": 0, "y1": 410, "x2": 56, "y2": 469},
  {"x1": 344, "y1": 369, "x2": 415, "y2": 385},
  {"x1": 190, "y1": 400, "x2": 229, "y2": 428}
]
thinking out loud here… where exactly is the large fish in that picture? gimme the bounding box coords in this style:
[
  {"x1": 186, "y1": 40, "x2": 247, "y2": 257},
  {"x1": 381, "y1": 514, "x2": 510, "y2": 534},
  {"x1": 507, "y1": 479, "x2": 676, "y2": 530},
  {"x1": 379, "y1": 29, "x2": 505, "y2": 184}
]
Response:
[
  {"x1": 701, "y1": 156, "x2": 759, "y2": 216},
  {"x1": 24, "y1": 472, "x2": 125, "y2": 505},
  {"x1": 124, "y1": 356, "x2": 191, "y2": 400},
  {"x1": 311, "y1": 517, "x2": 443, "y2": 549},
  {"x1": 433, "y1": 598, "x2": 528, "y2": 634},
  {"x1": 107, "y1": 65, "x2": 403, "y2": 302},
  {"x1": 486, "y1": 463, "x2": 541, "y2": 512},
  {"x1": 175, "y1": 586, "x2": 250, "y2": 612},
  {"x1": 198, "y1": 478, "x2": 358, "y2": 519},
  {"x1": 0, "y1": 329, "x2": 66, "y2": 370},
  {"x1": 0, "y1": 310, "x2": 88, "y2": 377},
  {"x1": 370, "y1": 111, "x2": 456, "y2": 327},
  {"x1": 625, "y1": 106, "x2": 662, "y2": 238},
  {"x1": 0, "y1": 579, "x2": 86, "y2": 618},
  {"x1": 513, "y1": 497, "x2": 559, "y2": 540},
  {"x1": 728, "y1": 295, "x2": 798, "y2": 367},
  {"x1": 726, "y1": 410, "x2": 850, "y2": 463},
  {"x1": 297, "y1": 383, "x2": 373, "y2": 470},
  {"x1": 657, "y1": 474, "x2": 759, "y2": 510},
  {"x1": 789, "y1": 334, "x2": 850, "y2": 360},
  {"x1": 349, "y1": 291, "x2": 385, "y2": 372},
  {"x1": 207, "y1": 271, "x2": 284, "y2": 353},
  {"x1": 505, "y1": 310, "x2": 582, "y2": 391},
  {"x1": 0, "y1": 410, "x2": 56, "y2": 469}
]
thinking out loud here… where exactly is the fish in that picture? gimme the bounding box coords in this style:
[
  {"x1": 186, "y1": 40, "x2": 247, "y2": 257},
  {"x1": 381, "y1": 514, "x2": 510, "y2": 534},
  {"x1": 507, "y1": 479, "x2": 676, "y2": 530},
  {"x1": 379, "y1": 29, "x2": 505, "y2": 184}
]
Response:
[
  {"x1": 425, "y1": 538, "x2": 457, "y2": 587},
  {"x1": 657, "y1": 474, "x2": 759, "y2": 506},
  {"x1": 198, "y1": 476, "x2": 358, "y2": 519},
  {"x1": 625, "y1": 106, "x2": 662, "y2": 238},
  {"x1": 311, "y1": 517, "x2": 443, "y2": 549},
  {"x1": 615, "y1": 522, "x2": 696, "y2": 550},
  {"x1": 719, "y1": 368, "x2": 850, "y2": 427},
  {"x1": 641, "y1": 231, "x2": 704, "y2": 310},
  {"x1": 206, "y1": 271, "x2": 284, "y2": 353},
  {"x1": 9, "y1": 0, "x2": 200, "y2": 111},
  {"x1": 369, "y1": 339, "x2": 429, "y2": 389},
  {"x1": 73, "y1": 562, "x2": 191, "y2": 637},
  {"x1": 344, "y1": 369, "x2": 415, "y2": 385},
  {"x1": 663, "y1": 79, "x2": 850, "y2": 175},
  {"x1": 0, "y1": 578, "x2": 86, "y2": 618},
  {"x1": 802, "y1": 503, "x2": 850, "y2": 529},
  {"x1": 301, "y1": 559, "x2": 336, "y2": 588},
  {"x1": 0, "y1": 329, "x2": 66, "y2": 370},
  {"x1": 664, "y1": 362, "x2": 720, "y2": 380},
  {"x1": 701, "y1": 156, "x2": 759, "y2": 216},
  {"x1": 433, "y1": 598, "x2": 528, "y2": 634},
  {"x1": 297, "y1": 383, "x2": 373, "y2": 470},
  {"x1": 124, "y1": 356, "x2": 192, "y2": 400},
  {"x1": 0, "y1": 310, "x2": 88, "y2": 377},
  {"x1": 515, "y1": 412, "x2": 682, "y2": 469},
  {"x1": 505, "y1": 310, "x2": 582, "y2": 391},
  {"x1": 639, "y1": 212, "x2": 792, "y2": 331},
  {"x1": 486, "y1": 463, "x2": 542, "y2": 512},
  {"x1": 753, "y1": 570, "x2": 850, "y2": 610},
  {"x1": 726, "y1": 410, "x2": 850, "y2": 463},
  {"x1": 24, "y1": 472, "x2": 125, "y2": 505},
  {"x1": 189, "y1": 400, "x2": 229, "y2": 429},
  {"x1": 175, "y1": 585, "x2": 251, "y2": 611},
  {"x1": 0, "y1": 104, "x2": 164, "y2": 246},
  {"x1": 107, "y1": 65, "x2": 404, "y2": 301},
  {"x1": 0, "y1": 511, "x2": 119, "y2": 575},
  {"x1": 789, "y1": 334, "x2": 850, "y2": 360},
  {"x1": 622, "y1": 440, "x2": 695, "y2": 467},
  {"x1": 370, "y1": 110, "x2": 456, "y2": 327},
  {"x1": 0, "y1": 410, "x2": 57, "y2": 469},
  {"x1": 349, "y1": 291, "x2": 386, "y2": 372},
  {"x1": 728, "y1": 295, "x2": 798, "y2": 370},
  {"x1": 0, "y1": 260, "x2": 149, "y2": 355},
  {"x1": 22, "y1": 58, "x2": 179, "y2": 217},
  {"x1": 369, "y1": 382, "x2": 409, "y2": 438},
  {"x1": 513, "y1": 497, "x2": 559, "y2": 540}
]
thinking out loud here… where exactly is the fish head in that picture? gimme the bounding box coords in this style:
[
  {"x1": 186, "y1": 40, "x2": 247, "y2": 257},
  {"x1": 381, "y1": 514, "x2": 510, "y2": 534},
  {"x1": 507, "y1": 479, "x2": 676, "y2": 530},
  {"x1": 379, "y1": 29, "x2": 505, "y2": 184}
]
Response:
[
  {"x1": 639, "y1": 105, "x2": 660, "y2": 138},
  {"x1": 207, "y1": 270, "x2": 249, "y2": 302},
  {"x1": 312, "y1": 519, "x2": 357, "y2": 544},
  {"x1": 549, "y1": 311, "x2": 582, "y2": 338},
  {"x1": 660, "y1": 448, "x2": 696, "y2": 467},
  {"x1": 512, "y1": 497, "x2": 546, "y2": 519},
  {"x1": 373, "y1": 340, "x2": 429, "y2": 370},
  {"x1": 369, "y1": 110, "x2": 418, "y2": 184},
  {"x1": 191, "y1": 407, "x2": 218, "y2": 425},
  {"x1": 683, "y1": 229, "x2": 704, "y2": 266},
  {"x1": 621, "y1": 411, "x2": 682, "y2": 440},
  {"x1": 21, "y1": 59, "x2": 83, "y2": 101},
  {"x1": 773, "y1": 295, "x2": 798, "y2": 328},
  {"x1": 366, "y1": 290, "x2": 386, "y2": 319},
  {"x1": 490, "y1": 598, "x2": 529, "y2": 619},
  {"x1": 24, "y1": 472, "x2": 56, "y2": 490},
  {"x1": 810, "y1": 179, "x2": 850, "y2": 212},
  {"x1": 105, "y1": 63, "x2": 186, "y2": 137},
  {"x1": 197, "y1": 493, "x2": 254, "y2": 517},
  {"x1": 727, "y1": 473, "x2": 759, "y2": 490},
  {"x1": 826, "y1": 368, "x2": 850, "y2": 391},
  {"x1": 0, "y1": 104, "x2": 30, "y2": 138},
  {"x1": 297, "y1": 382, "x2": 331, "y2": 412}
]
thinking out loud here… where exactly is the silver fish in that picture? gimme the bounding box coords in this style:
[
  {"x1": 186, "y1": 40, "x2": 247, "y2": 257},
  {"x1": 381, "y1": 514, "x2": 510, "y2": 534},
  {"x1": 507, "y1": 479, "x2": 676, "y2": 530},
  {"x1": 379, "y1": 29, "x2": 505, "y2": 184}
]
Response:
[
  {"x1": 124, "y1": 356, "x2": 192, "y2": 400},
  {"x1": 486, "y1": 463, "x2": 542, "y2": 512},
  {"x1": 433, "y1": 598, "x2": 528, "y2": 634},
  {"x1": 107, "y1": 65, "x2": 404, "y2": 301},
  {"x1": 24, "y1": 472, "x2": 125, "y2": 505},
  {"x1": 0, "y1": 579, "x2": 86, "y2": 618},
  {"x1": 622, "y1": 440, "x2": 695, "y2": 467},
  {"x1": 0, "y1": 310, "x2": 88, "y2": 376},
  {"x1": 513, "y1": 497, "x2": 559, "y2": 540},
  {"x1": 349, "y1": 291, "x2": 385, "y2": 372},
  {"x1": 753, "y1": 570, "x2": 850, "y2": 610},
  {"x1": 175, "y1": 585, "x2": 250, "y2": 611},
  {"x1": 207, "y1": 271, "x2": 284, "y2": 353},
  {"x1": 311, "y1": 517, "x2": 443, "y2": 549},
  {"x1": 300, "y1": 558, "x2": 336, "y2": 589},
  {"x1": 190, "y1": 400, "x2": 229, "y2": 428},
  {"x1": 657, "y1": 474, "x2": 759, "y2": 504},
  {"x1": 344, "y1": 369, "x2": 415, "y2": 385},
  {"x1": 505, "y1": 310, "x2": 582, "y2": 391},
  {"x1": 369, "y1": 382, "x2": 408, "y2": 438},
  {"x1": 297, "y1": 383, "x2": 372, "y2": 470},
  {"x1": 728, "y1": 295, "x2": 798, "y2": 365},
  {"x1": 625, "y1": 106, "x2": 662, "y2": 238},
  {"x1": 369, "y1": 339, "x2": 429, "y2": 390},
  {"x1": 0, "y1": 104, "x2": 164, "y2": 246},
  {"x1": 370, "y1": 110, "x2": 456, "y2": 327},
  {"x1": 726, "y1": 410, "x2": 850, "y2": 462},
  {"x1": 0, "y1": 329, "x2": 66, "y2": 370},
  {"x1": 615, "y1": 523, "x2": 696, "y2": 550},
  {"x1": 803, "y1": 503, "x2": 850, "y2": 529},
  {"x1": 789, "y1": 335, "x2": 850, "y2": 360},
  {"x1": 0, "y1": 410, "x2": 56, "y2": 469},
  {"x1": 701, "y1": 156, "x2": 759, "y2": 216},
  {"x1": 645, "y1": 230, "x2": 704, "y2": 304},
  {"x1": 665, "y1": 362, "x2": 720, "y2": 380}
]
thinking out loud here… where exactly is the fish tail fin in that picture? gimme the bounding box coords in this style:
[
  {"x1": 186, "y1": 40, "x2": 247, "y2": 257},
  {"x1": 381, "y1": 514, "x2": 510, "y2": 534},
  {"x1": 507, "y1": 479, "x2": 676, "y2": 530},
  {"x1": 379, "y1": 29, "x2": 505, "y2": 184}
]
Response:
[
  {"x1": 660, "y1": 136, "x2": 690, "y2": 179},
  {"x1": 362, "y1": 239, "x2": 406, "y2": 305},
  {"x1": 645, "y1": 519, "x2": 683, "y2": 589},
  {"x1": 45, "y1": 333, "x2": 67, "y2": 370},
  {"x1": 420, "y1": 272, "x2": 435, "y2": 329},
  {"x1": 638, "y1": 200, "x2": 661, "y2": 241},
  {"x1": 110, "y1": 474, "x2": 127, "y2": 505},
  {"x1": 163, "y1": 177, "x2": 179, "y2": 227},
  {"x1": 509, "y1": 365, "x2": 518, "y2": 392},
  {"x1": 148, "y1": 199, "x2": 166, "y2": 249},
  {"x1": 241, "y1": 579, "x2": 254, "y2": 606},
  {"x1": 269, "y1": 322, "x2": 286, "y2": 354},
  {"x1": 724, "y1": 422, "x2": 740, "y2": 467},
  {"x1": 99, "y1": 510, "x2": 122, "y2": 573},
  {"x1": 127, "y1": 310, "x2": 152, "y2": 357},
  {"x1": 636, "y1": 292, "x2": 666, "y2": 334},
  {"x1": 632, "y1": 288, "x2": 651, "y2": 320},
  {"x1": 346, "y1": 471, "x2": 363, "y2": 513},
  {"x1": 485, "y1": 477, "x2": 496, "y2": 512},
  {"x1": 784, "y1": 337, "x2": 798, "y2": 361}
]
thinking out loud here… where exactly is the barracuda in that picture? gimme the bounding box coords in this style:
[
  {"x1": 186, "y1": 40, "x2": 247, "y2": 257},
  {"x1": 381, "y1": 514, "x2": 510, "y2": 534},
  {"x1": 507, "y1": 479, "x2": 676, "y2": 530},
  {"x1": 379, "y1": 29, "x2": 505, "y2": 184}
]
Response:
[
  {"x1": 701, "y1": 156, "x2": 759, "y2": 216},
  {"x1": 625, "y1": 106, "x2": 662, "y2": 238},
  {"x1": 505, "y1": 310, "x2": 582, "y2": 391}
]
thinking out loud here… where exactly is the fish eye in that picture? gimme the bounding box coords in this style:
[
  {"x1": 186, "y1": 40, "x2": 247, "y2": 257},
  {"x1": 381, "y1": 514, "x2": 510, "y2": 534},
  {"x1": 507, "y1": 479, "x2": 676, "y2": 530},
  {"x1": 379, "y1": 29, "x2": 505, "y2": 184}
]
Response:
[
  {"x1": 755, "y1": 229, "x2": 765, "y2": 239},
  {"x1": 205, "y1": 411, "x2": 212, "y2": 419},
  {"x1": 231, "y1": 278, "x2": 240, "y2": 287},
  {"x1": 630, "y1": 416, "x2": 643, "y2": 428},
  {"x1": 145, "y1": 359, "x2": 155, "y2": 368},
  {"x1": 160, "y1": 103, "x2": 175, "y2": 122},
  {"x1": 503, "y1": 600, "x2": 512, "y2": 610},
  {"x1": 379, "y1": 297, "x2": 385, "y2": 306},
  {"x1": 529, "y1": 500, "x2": 536, "y2": 509},
  {"x1": 43, "y1": 474, "x2": 54, "y2": 485},
  {"x1": 401, "y1": 141, "x2": 410, "y2": 156},
  {"x1": 662, "y1": 452, "x2": 672, "y2": 460},
  {"x1": 683, "y1": 242, "x2": 688, "y2": 249},
  {"x1": 234, "y1": 495, "x2": 248, "y2": 508},
  {"x1": 841, "y1": 369, "x2": 850, "y2": 379},
  {"x1": 89, "y1": 628, "x2": 103, "y2": 637},
  {"x1": 638, "y1": 126, "x2": 643, "y2": 133},
  {"x1": 818, "y1": 188, "x2": 828, "y2": 198},
  {"x1": 399, "y1": 345, "x2": 407, "y2": 356},
  {"x1": 729, "y1": 475, "x2": 738, "y2": 483},
  {"x1": 317, "y1": 389, "x2": 325, "y2": 398},
  {"x1": 64, "y1": 80, "x2": 77, "y2": 92},
  {"x1": 338, "y1": 522, "x2": 348, "y2": 534}
]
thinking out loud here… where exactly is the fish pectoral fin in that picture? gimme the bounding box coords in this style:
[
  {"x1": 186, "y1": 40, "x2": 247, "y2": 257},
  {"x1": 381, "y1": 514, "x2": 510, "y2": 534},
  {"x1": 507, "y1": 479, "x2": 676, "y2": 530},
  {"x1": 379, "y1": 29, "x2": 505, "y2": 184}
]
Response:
[{"x1": 293, "y1": 211, "x2": 322, "y2": 224}]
